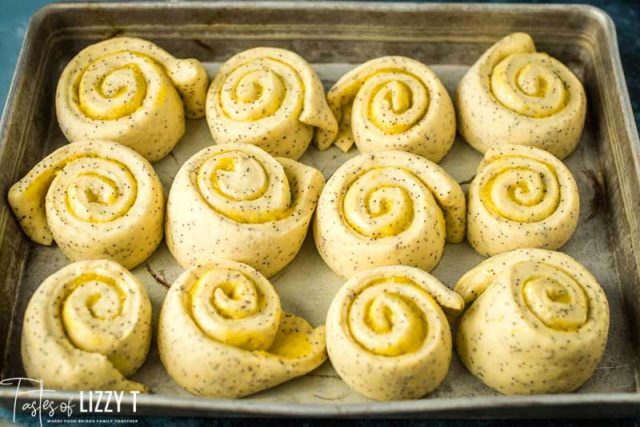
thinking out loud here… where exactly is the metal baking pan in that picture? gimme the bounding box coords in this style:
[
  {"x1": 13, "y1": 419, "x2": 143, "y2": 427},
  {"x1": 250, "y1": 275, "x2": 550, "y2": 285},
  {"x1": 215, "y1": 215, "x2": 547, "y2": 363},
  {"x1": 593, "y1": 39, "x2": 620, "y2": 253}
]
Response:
[{"x1": 1, "y1": 1, "x2": 639, "y2": 419}]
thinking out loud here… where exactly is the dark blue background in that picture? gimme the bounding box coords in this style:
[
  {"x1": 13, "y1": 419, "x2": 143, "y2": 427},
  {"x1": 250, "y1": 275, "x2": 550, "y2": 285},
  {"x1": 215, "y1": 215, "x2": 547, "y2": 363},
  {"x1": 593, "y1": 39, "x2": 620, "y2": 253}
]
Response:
[{"x1": 1, "y1": 0, "x2": 638, "y2": 425}]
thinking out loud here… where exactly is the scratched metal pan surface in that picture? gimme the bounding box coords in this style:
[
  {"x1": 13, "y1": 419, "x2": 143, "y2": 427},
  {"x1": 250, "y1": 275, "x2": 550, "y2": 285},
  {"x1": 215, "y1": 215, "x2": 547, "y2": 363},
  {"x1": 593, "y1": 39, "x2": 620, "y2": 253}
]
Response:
[{"x1": 0, "y1": 1, "x2": 639, "y2": 419}]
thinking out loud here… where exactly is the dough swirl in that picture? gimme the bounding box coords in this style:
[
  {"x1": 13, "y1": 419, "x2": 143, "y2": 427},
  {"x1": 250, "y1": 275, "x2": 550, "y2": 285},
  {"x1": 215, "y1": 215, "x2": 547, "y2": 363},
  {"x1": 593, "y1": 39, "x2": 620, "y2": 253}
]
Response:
[
  {"x1": 206, "y1": 47, "x2": 337, "y2": 160},
  {"x1": 467, "y1": 144, "x2": 579, "y2": 256},
  {"x1": 326, "y1": 265, "x2": 464, "y2": 400},
  {"x1": 455, "y1": 249, "x2": 609, "y2": 394},
  {"x1": 21, "y1": 260, "x2": 152, "y2": 391},
  {"x1": 56, "y1": 37, "x2": 208, "y2": 161},
  {"x1": 456, "y1": 33, "x2": 586, "y2": 159},
  {"x1": 166, "y1": 143, "x2": 324, "y2": 278},
  {"x1": 315, "y1": 56, "x2": 456, "y2": 162},
  {"x1": 314, "y1": 150, "x2": 465, "y2": 278},
  {"x1": 8, "y1": 140, "x2": 164, "y2": 269},
  {"x1": 158, "y1": 260, "x2": 326, "y2": 398}
]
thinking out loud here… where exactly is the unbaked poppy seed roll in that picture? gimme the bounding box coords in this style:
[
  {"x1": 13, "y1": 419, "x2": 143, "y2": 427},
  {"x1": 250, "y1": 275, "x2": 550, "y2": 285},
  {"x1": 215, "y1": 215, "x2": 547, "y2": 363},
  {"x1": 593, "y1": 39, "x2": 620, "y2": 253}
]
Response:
[
  {"x1": 22, "y1": 260, "x2": 152, "y2": 392},
  {"x1": 166, "y1": 143, "x2": 324, "y2": 278},
  {"x1": 467, "y1": 144, "x2": 579, "y2": 256},
  {"x1": 8, "y1": 140, "x2": 164, "y2": 269},
  {"x1": 206, "y1": 47, "x2": 338, "y2": 160},
  {"x1": 326, "y1": 265, "x2": 464, "y2": 401},
  {"x1": 456, "y1": 33, "x2": 586, "y2": 159},
  {"x1": 455, "y1": 249, "x2": 609, "y2": 395},
  {"x1": 314, "y1": 150, "x2": 466, "y2": 279},
  {"x1": 56, "y1": 37, "x2": 208, "y2": 162},
  {"x1": 314, "y1": 56, "x2": 456, "y2": 162},
  {"x1": 158, "y1": 260, "x2": 326, "y2": 398}
]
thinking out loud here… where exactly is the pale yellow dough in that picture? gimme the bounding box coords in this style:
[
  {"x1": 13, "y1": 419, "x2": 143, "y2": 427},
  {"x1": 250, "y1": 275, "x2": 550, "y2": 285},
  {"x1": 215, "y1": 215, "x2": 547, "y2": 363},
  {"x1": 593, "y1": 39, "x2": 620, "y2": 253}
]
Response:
[
  {"x1": 467, "y1": 144, "x2": 579, "y2": 256},
  {"x1": 206, "y1": 47, "x2": 337, "y2": 160},
  {"x1": 326, "y1": 265, "x2": 464, "y2": 400},
  {"x1": 315, "y1": 56, "x2": 456, "y2": 162},
  {"x1": 314, "y1": 150, "x2": 465, "y2": 279},
  {"x1": 166, "y1": 143, "x2": 324, "y2": 278},
  {"x1": 21, "y1": 260, "x2": 152, "y2": 391},
  {"x1": 157, "y1": 260, "x2": 326, "y2": 398},
  {"x1": 455, "y1": 249, "x2": 609, "y2": 395},
  {"x1": 56, "y1": 37, "x2": 208, "y2": 162},
  {"x1": 8, "y1": 140, "x2": 164, "y2": 269},
  {"x1": 456, "y1": 33, "x2": 586, "y2": 159}
]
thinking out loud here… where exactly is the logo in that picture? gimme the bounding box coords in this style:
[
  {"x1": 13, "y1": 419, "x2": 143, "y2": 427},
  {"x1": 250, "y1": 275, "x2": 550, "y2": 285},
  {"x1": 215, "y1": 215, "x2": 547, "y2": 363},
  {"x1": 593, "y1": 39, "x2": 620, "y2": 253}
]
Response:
[{"x1": 0, "y1": 378, "x2": 140, "y2": 425}]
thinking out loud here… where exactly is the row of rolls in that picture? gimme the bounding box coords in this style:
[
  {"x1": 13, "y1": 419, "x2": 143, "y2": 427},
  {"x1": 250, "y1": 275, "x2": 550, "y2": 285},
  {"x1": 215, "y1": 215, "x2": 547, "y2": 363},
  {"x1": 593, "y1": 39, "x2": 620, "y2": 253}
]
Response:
[
  {"x1": 55, "y1": 33, "x2": 586, "y2": 163},
  {"x1": 20, "y1": 250, "x2": 609, "y2": 400},
  {"x1": 8, "y1": 135, "x2": 581, "y2": 278},
  {"x1": 10, "y1": 31, "x2": 608, "y2": 401}
]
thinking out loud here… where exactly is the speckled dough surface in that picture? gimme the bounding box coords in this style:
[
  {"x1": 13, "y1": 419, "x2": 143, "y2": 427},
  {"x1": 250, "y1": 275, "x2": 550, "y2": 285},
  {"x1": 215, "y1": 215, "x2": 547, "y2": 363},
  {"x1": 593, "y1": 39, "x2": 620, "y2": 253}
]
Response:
[
  {"x1": 8, "y1": 140, "x2": 165, "y2": 269},
  {"x1": 56, "y1": 37, "x2": 208, "y2": 162},
  {"x1": 165, "y1": 143, "x2": 324, "y2": 278},
  {"x1": 205, "y1": 47, "x2": 337, "y2": 160},
  {"x1": 455, "y1": 249, "x2": 610, "y2": 395},
  {"x1": 315, "y1": 56, "x2": 456, "y2": 162},
  {"x1": 21, "y1": 259, "x2": 152, "y2": 392},
  {"x1": 8, "y1": 60, "x2": 634, "y2": 405},
  {"x1": 314, "y1": 150, "x2": 466, "y2": 278},
  {"x1": 326, "y1": 265, "x2": 464, "y2": 401},
  {"x1": 456, "y1": 33, "x2": 587, "y2": 159},
  {"x1": 157, "y1": 260, "x2": 326, "y2": 398},
  {"x1": 467, "y1": 144, "x2": 580, "y2": 256}
]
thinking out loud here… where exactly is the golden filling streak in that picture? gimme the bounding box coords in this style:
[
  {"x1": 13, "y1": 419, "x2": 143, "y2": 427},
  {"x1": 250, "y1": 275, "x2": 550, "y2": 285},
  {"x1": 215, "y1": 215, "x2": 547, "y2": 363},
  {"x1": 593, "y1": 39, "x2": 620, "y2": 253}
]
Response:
[
  {"x1": 480, "y1": 157, "x2": 561, "y2": 223},
  {"x1": 74, "y1": 51, "x2": 161, "y2": 120},
  {"x1": 347, "y1": 276, "x2": 434, "y2": 357}
]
